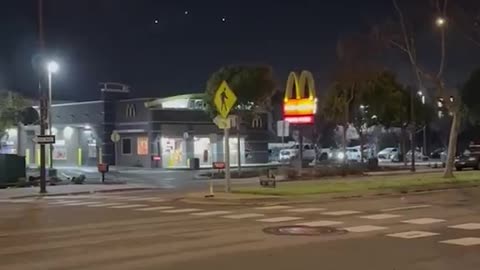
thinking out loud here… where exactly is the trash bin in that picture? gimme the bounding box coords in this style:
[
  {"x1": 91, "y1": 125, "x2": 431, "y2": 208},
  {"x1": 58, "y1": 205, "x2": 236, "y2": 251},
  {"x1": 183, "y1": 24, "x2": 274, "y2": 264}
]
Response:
[
  {"x1": 189, "y1": 158, "x2": 200, "y2": 170},
  {"x1": 367, "y1": 158, "x2": 379, "y2": 170},
  {"x1": 0, "y1": 154, "x2": 26, "y2": 185}
]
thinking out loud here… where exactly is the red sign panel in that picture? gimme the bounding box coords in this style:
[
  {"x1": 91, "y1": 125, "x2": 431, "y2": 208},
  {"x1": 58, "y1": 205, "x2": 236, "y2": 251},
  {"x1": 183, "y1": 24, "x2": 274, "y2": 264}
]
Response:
[
  {"x1": 284, "y1": 115, "x2": 314, "y2": 124},
  {"x1": 212, "y1": 162, "x2": 226, "y2": 169}
]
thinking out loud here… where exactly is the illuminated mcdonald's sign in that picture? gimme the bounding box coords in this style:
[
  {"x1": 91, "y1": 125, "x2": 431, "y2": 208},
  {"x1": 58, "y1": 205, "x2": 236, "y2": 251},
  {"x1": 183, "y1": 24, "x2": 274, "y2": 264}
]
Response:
[{"x1": 283, "y1": 70, "x2": 317, "y2": 124}]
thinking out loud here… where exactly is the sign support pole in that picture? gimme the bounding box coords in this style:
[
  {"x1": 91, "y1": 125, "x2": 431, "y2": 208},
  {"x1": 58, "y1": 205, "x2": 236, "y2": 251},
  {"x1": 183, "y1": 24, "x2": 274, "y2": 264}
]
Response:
[{"x1": 224, "y1": 127, "x2": 231, "y2": 193}]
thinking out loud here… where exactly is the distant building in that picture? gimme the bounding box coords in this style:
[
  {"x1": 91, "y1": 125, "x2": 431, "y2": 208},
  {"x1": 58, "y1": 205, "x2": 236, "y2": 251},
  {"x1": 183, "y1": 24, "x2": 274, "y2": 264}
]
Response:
[{"x1": 9, "y1": 83, "x2": 270, "y2": 169}]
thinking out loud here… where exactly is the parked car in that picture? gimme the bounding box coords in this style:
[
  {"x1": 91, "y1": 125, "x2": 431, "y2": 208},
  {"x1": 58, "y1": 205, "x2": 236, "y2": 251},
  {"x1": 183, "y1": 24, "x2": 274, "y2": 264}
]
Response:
[
  {"x1": 377, "y1": 147, "x2": 399, "y2": 161},
  {"x1": 430, "y1": 147, "x2": 446, "y2": 159},
  {"x1": 279, "y1": 144, "x2": 316, "y2": 162},
  {"x1": 455, "y1": 146, "x2": 480, "y2": 171},
  {"x1": 346, "y1": 147, "x2": 362, "y2": 162},
  {"x1": 405, "y1": 149, "x2": 429, "y2": 161},
  {"x1": 332, "y1": 147, "x2": 364, "y2": 163}
]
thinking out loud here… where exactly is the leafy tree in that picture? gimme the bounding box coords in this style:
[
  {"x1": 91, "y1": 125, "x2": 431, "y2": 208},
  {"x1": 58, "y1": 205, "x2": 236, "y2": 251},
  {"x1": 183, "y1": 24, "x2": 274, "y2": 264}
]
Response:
[
  {"x1": 461, "y1": 68, "x2": 480, "y2": 122},
  {"x1": 377, "y1": 0, "x2": 460, "y2": 177},
  {"x1": 0, "y1": 91, "x2": 32, "y2": 147},
  {"x1": 205, "y1": 65, "x2": 277, "y2": 117},
  {"x1": 324, "y1": 35, "x2": 381, "y2": 163}
]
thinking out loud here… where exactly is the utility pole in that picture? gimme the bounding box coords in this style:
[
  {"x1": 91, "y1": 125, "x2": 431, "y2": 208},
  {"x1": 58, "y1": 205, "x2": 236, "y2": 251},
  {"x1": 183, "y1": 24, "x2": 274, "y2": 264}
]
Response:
[
  {"x1": 224, "y1": 127, "x2": 231, "y2": 192},
  {"x1": 38, "y1": 0, "x2": 47, "y2": 193},
  {"x1": 410, "y1": 87, "x2": 416, "y2": 172}
]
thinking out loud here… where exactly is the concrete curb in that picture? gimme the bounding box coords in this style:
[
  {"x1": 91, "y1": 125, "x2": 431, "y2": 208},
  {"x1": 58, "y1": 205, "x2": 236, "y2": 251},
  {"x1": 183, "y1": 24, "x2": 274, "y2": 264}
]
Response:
[
  {"x1": 180, "y1": 184, "x2": 480, "y2": 206},
  {"x1": 10, "y1": 187, "x2": 157, "y2": 199}
]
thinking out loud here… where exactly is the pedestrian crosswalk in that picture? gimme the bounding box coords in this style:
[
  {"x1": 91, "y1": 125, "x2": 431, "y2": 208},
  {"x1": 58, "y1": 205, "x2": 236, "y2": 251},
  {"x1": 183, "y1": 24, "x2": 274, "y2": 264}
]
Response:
[{"x1": 3, "y1": 195, "x2": 480, "y2": 249}]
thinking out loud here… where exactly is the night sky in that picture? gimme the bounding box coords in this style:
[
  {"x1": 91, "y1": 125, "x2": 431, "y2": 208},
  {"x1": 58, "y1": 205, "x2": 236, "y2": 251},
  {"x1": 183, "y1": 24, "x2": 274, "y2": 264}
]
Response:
[{"x1": 0, "y1": 1, "x2": 477, "y2": 101}]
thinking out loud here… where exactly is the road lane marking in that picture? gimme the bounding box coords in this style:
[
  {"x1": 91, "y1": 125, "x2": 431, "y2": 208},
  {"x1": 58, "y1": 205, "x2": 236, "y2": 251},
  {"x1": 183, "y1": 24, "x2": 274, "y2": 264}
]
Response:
[
  {"x1": 344, "y1": 225, "x2": 388, "y2": 233},
  {"x1": 440, "y1": 237, "x2": 480, "y2": 246},
  {"x1": 162, "y1": 208, "x2": 202, "y2": 213},
  {"x1": 87, "y1": 203, "x2": 126, "y2": 207},
  {"x1": 402, "y1": 218, "x2": 445, "y2": 225},
  {"x1": 256, "y1": 217, "x2": 303, "y2": 223},
  {"x1": 145, "y1": 199, "x2": 167, "y2": 202},
  {"x1": 48, "y1": 200, "x2": 83, "y2": 205},
  {"x1": 285, "y1": 208, "x2": 326, "y2": 213},
  {"x1": 109, "y1": 204, "x2": 148, "y2": 209},
  {"x1": 255, "y1": 206, "x2": 293, "y2": 210},
  {"x1": 62, "y1": 202, "x2": 102, "y2": 206},
  {"x1": 387, "y1": 231, "x2": 440, "y2": 239},
  {"x1": 223, "y1": 213, "x2": 265, "y2": 219},
  {"x1": 448, "y1": 223, "x2": 480, "y2": 230},
  {"x1": 382, "y1": 205, "x2": 432, "y2": 212},
  {"x1": 296, "y1": 220, "x2": 344, "y2": 227},
  {"x1": 134, "y1": 206, "x2": 174, "y2": 211},
  {"x1": 360, "y1": 214, "x2": 402, "y2": 220},
  {"x1": 191, "y1": 211, "x2": 232, "y2": 216},
  {"x1": 322, "y1": 210, "x2": 362, "y2": 216},
  {"x1": 125, "y1": 197, "x2": 161, "y2": 201}
]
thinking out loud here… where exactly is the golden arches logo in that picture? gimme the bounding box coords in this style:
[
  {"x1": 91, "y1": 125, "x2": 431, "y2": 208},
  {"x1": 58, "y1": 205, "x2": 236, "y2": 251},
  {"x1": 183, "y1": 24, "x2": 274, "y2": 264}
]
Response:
[
  {"x1": 284, "y1": 70, "x2": 316, "y2": 101},
  {"x1": 283, "y1": 70, "x2": 317, "y2": 124}
]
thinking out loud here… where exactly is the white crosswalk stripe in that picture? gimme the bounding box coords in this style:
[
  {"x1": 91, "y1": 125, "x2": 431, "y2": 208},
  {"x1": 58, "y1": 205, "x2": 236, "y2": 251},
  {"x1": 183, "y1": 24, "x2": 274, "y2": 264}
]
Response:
[
  {"x1": 387, "y1": 231, "x2": 440, "y2": 239},
  {"x1": 440, "y1": 237, "x2": 480, "y2": 246},
  {"x1": 191, "y1": 211, "x2": 233, "y2": 216},
  {"x1": 87, "y1": 203, "x2": 126, "y2": 207},
  {"x1": 109, "y1": 204, "x2": 148, "y2": 209},
  {"x1": 402, "y1": 218, "x2": 445, "y2": 225},
  {"x1": 125, "y1": 197, "x2": 162, "y2": 201},
  {"x1": 48, "y1": 200, "x2": 83, "y2": 205},
  {"x1": 134, "y1": 206, "x2": 175, "y2": 211},
  {"x1": 448, "y1": 223, "x2": 480, "y2": 230},
  {"x1": 381, "y1": 205, "x2": 432, "y2": 212},
  {"x1": 285, "y1": 208, "x2": 326, "y2": 213},
  {"x1": 344, "y1": 225, "x2": 387, "y2": 233},
  {"x1": 360, "y1": 214, "x2": 402, "y2": 220},
  {"x1": 296, "y1": 220, "x2": 344, "y2": 227},
  {"x1": 322, "y1": 210, "x2": 362, "y2": 216},
  {"x1": 162, "y1": 208, "x2": 202, "y2": 213},
  {"x1": 223, "y1": 213, "x2": 265, "y2": 219},
  {"x1": 256, "y1": 217, "x2": 303, "y2": 223},
  {"x1": 255, "y1": 206, "x2": 293, "y2": 210},
  {"x1": 62, "y1": 202, "x2": 103, "y2": 206}
]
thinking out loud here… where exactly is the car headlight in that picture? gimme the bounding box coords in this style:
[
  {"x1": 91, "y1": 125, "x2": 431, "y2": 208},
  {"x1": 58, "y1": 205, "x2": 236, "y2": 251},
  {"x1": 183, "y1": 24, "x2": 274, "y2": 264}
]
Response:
[
  {"x1": 337, "y1": 152, "x2": 345, "y2": 160},
  {"x1": 469, "y1": 157, "x2": 476, "y2": 161}
]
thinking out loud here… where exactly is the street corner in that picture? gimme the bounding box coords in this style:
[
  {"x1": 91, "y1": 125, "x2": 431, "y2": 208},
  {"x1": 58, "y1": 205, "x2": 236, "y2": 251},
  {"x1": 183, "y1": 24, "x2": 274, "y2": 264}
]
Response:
[
  {"x1": 2, "y1": 184, "x2": 157, "y2": 200},
  {"x1": 180, "y1": 191, "x2": 286, "y2": 206}
]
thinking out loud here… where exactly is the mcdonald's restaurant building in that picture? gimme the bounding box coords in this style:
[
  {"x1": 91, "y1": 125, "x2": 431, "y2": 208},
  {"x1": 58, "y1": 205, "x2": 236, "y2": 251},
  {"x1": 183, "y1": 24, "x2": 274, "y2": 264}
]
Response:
[{"x1": 6, "y1": 84, "x2": 270, "y2": 169}]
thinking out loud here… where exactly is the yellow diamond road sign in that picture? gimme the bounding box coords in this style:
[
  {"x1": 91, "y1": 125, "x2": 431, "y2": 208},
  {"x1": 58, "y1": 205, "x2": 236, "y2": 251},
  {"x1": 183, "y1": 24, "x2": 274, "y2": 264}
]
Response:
[{"x1": 214, "y1": 81, "x2": 237, "y2": 118}]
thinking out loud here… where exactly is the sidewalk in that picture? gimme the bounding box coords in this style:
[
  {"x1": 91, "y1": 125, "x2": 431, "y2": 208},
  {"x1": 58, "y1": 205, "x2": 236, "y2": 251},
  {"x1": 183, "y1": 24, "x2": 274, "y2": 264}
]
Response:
[
  {"x1": 365, "y1": 168, "x2": 442, "y2": 176},
  {"x1": 0, "y1": 184, "x2": 156, "y2": 199}
]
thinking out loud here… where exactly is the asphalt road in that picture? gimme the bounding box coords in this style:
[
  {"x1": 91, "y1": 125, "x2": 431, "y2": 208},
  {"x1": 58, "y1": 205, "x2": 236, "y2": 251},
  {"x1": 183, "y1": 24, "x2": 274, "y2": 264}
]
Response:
[{"x1": 1, "y1": 187, "x2": 480, "y2": 269}]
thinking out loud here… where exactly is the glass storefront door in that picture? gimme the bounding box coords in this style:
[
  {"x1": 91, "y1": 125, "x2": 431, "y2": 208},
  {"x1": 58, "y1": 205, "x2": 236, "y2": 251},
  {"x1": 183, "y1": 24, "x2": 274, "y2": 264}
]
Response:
[{"x1": 161, "y1": 137, "x2": 186, "y2": 168}]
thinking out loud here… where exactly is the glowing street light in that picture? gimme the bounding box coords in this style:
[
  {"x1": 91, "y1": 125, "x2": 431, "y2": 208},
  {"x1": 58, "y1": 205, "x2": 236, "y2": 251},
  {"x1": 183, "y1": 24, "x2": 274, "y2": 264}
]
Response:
[
  {"x1": 46, "y1": 60, "x2": 59, "y2": 169},
  {"x1": 47, "y1": 61, "x2": 59, "y2": 74},
  {"x1": 436, "y1": 17, "x2": 446, "y2": 27}
]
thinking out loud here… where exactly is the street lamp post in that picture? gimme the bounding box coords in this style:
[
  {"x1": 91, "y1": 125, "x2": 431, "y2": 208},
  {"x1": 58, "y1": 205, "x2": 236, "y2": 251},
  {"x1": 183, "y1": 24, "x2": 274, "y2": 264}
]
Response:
[
  {"x1": 418, "y1": 91, "x2": 427, "y2": 156},
  {"x1": 47, "y1": 61, "x2": 59, "y2": 170}
]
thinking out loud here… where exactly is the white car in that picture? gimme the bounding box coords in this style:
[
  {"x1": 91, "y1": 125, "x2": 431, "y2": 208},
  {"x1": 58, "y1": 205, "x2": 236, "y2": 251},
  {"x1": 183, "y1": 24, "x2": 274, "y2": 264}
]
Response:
[
  {"x1": 279, "y1": 144, "x2": 316, "y2": 162},
  {"x1": 333, "y1": 147, "x2": 364, "y2": 162},
  {"x1": 377, "y1": 147, "x2": 399, "y2": 161},
  {"x1": 406, "y1": 150, "x2": 429, "y2": 161}
]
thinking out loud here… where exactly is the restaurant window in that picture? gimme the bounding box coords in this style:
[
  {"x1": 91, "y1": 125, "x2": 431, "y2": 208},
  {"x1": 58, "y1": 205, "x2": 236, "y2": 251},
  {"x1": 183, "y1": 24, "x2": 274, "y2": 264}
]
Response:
[{"x1": 122, "y1": 138, "x2": 132, "y2": 155}]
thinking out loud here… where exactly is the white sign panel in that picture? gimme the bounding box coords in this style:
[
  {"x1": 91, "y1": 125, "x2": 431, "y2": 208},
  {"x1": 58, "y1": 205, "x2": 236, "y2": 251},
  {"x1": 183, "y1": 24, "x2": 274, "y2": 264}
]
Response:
[{"x1": 277, "y1": 121, "x2": 290, "y2": 137}]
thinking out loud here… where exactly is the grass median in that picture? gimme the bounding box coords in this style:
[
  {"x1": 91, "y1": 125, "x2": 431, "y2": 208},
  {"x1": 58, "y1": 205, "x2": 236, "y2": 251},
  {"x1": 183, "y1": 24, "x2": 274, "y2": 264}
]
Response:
[{"x1": 233, "y1": 171, "x2": 480, "y2": 196}]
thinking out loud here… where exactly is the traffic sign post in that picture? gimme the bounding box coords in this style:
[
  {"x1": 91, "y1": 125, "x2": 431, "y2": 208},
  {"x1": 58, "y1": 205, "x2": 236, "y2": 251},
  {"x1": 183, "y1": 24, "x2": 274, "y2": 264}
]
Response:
[
  {"x1": 111, "y1": 131, "x2": 120, "y2": 167},
  {"x1": 35, "y1": 135, "x2": 56, "y2": 144},
  {"x1": 213, "y1": 81, "x2": 237, "y2": 193}
]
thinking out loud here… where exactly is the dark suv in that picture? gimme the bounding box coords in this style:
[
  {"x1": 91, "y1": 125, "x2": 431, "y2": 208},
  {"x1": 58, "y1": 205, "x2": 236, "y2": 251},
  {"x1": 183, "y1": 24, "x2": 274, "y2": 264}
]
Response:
[{"x1": 455, "y1": 145, "x2": 480, "y2": 171}]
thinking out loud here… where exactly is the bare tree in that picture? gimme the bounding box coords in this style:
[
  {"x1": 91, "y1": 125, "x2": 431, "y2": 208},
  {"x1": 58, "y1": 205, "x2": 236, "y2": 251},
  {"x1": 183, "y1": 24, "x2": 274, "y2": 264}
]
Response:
[{"x1": 385, "y1": 0, "x2": 460, "y2": 178}]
